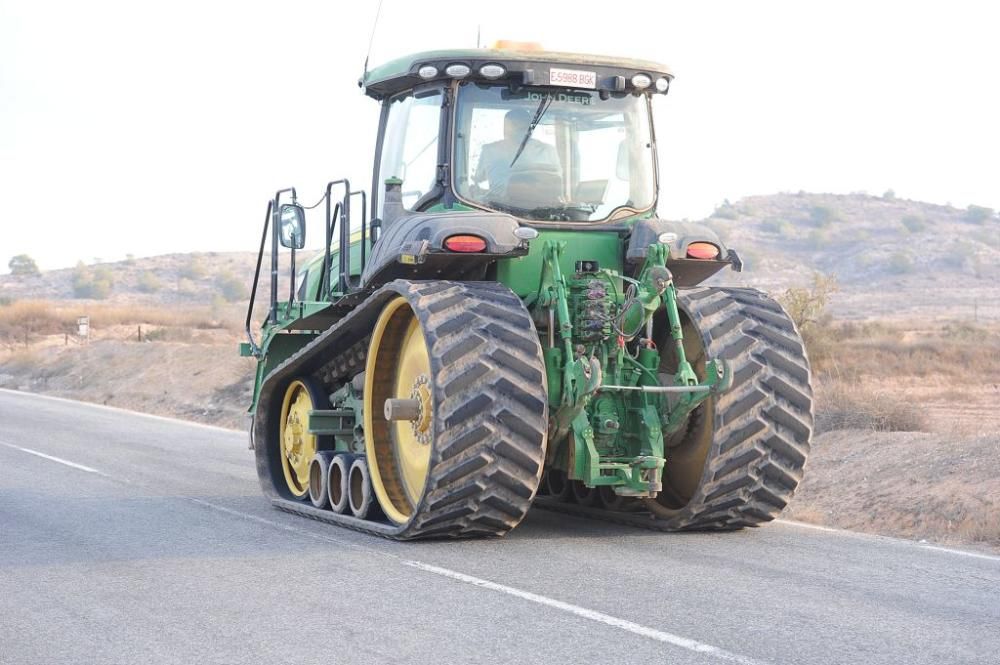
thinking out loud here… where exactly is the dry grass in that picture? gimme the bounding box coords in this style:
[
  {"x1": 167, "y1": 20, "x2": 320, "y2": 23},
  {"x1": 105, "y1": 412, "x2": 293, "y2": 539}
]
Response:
[
  {"x1": 0, "y1": 299, "x2": 240, "y2": 341},
  {"x1": 814, "y1": 381, "x2": 928, "y2": 433},
  {"x1": 805, "y1": 319, "x2": 1000, "y2": 435},
  {"x1": 955, "y1": 508, "x2": 1000, "y2": 545},
  {"x1": 808, "y1": 320, "x2": 1000, "y2": 378}
]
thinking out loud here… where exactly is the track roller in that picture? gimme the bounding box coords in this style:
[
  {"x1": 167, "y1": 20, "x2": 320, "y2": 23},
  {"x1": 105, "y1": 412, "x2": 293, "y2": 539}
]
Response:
[
  {"x1": 597, "y1": 485, "x2": 640, "y2": 512},
  {"x1": 348, "y1": 457, "x2": 378, "y2": 520},
  {"x1": 571, "y1": 480, "x2": 599, "y2": 506},
  {"x1": 544, "y1": 469, "x2": 573, "y2": 502},
  {"x1": 327, "y1": 454, "x2": 354, "y2": 514},
  {"x1": 308, "y1": 451, "x2": 336, "y2": 510}
]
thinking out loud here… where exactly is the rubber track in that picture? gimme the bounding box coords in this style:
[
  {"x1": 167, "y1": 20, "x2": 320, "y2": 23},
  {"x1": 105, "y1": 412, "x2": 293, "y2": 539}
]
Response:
[
  {"x1": 537, "y1": 287, "x2": 813, "y2": 532},
  {"x1": 254, "y1": 280, "x2": 548, "y2": 540}
]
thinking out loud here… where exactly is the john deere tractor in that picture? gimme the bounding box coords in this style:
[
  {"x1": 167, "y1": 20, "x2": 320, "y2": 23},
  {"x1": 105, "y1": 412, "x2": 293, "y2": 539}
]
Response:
[{"x1": 241, "y1": 45, "x2": 813, "y2": 539}]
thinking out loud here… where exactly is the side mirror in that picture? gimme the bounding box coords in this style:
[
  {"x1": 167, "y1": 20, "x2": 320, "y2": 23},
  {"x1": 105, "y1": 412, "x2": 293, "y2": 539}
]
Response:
[{"x1": 278, "y1": 204, "x2": 306, "y2": 249}]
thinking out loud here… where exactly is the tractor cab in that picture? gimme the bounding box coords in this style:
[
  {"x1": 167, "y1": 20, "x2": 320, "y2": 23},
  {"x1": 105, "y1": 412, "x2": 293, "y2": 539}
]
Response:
[{"x1": 364, "y1": 46, "x2": 667, "y2": 226}]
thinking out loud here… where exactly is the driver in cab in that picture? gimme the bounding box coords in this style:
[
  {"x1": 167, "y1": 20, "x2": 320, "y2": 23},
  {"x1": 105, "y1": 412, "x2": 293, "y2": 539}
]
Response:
[{"x1": 473, "y1": 109, "x2": 562, "y2": 205}]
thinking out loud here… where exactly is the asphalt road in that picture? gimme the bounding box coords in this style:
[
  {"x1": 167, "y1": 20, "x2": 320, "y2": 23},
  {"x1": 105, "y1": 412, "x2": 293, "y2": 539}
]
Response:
[{"x1": 1, "y1": 388, "x2": 998, "y2": 665}]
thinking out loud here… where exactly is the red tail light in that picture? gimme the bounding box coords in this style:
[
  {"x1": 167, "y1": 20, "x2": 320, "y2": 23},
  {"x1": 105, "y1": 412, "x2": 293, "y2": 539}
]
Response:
[
  {"x1": 686, "y1": 242, "x2": 720, "y2": 260},
  {"x1": 444, "y1": 235, "x2": 487, "y2": 252}
]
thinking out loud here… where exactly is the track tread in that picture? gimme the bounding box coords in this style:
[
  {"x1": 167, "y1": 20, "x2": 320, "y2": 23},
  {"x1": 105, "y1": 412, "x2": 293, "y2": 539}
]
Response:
[
  {"x1": 643, "y1": 286, "x2": 813, "y2": 530},
  {"x1": 254, "y1": 279, "x2": 547, "y2": 540}
]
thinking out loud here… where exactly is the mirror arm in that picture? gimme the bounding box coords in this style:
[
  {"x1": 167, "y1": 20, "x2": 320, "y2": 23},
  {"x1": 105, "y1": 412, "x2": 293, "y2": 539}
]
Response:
[
  {"x1": 288, "y1": 244, "x2": 296, "y2": 316},
  {"x1": 270, "y1": 188, "x2": 296, "y2": 324}
]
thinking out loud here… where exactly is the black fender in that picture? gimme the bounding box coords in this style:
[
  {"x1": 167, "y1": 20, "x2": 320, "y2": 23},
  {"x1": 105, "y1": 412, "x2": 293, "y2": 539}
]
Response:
[
  {"x1": 362, "y1": 211, "x2": 529, "y2": 287},
  {"x1": 626, "y1": 218, "x2": 741, "y2": 286}
]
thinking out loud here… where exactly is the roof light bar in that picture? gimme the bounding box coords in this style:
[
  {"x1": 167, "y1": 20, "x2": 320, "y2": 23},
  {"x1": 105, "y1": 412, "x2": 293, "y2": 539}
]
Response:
[
  {"x1": 445, "y1": 63, "x2": 471, "y2": 78},
  {"x1": 631, "y1": 73, "x2": 652, "y2": 89},
  {"x1": 479, "y1": 63, "x2": 506, "y2": 79}
]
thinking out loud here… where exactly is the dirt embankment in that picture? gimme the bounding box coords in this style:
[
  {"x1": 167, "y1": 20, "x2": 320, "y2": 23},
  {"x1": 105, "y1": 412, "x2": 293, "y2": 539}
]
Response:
[{"x1": 0, "y1": 336, "x2": 254, "y2": 430}]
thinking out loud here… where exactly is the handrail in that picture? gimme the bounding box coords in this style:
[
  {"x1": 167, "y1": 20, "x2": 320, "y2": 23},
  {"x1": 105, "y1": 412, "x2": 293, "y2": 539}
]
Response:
[
  {"x1": 244, "y1": 200, "x2": 273, "y2": 357},
  {"x1": 323, "y1": 179, "x2": 351, "y2": 296},
  {"x1": 350, "y1": 190, "x2": 368, "y2": 277}
]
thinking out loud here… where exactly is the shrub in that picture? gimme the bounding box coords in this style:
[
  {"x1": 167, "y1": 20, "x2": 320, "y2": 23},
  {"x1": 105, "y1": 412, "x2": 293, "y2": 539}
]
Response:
[
  {"x1": 901, "y1": 215, "x2": 926, "y2": 233},
  {"x1": 72, "y1": 262, "x2": 113, "y2": 299},
  {"x1": 712, "y1": 200, "x2": 739, "y2": 220},
  {"x1": 964, "y1": 205, "x2": 994, "y2": 224},
  {"x1": 888, "y1": 252, "x2": 913, "y2": 274},
  {"x1": 137, "y1": 271, "x2": 163, "y2": 293},
  {"x1": 805, "y1": 229, "x2": 829, "y2": 249},
  {"x1": 760, "y1": 218, "x2": 791, "y2": 235},
  {"x1": 8, "y1": 254, "x2": 40, "y2": 277},
  {"x1": 180, "y1": 256, "x2": 207, "y2": 279},
  {"x1": 815, "y1": 383, "x2": 928, "y2": 433},
  {"x1": 780, "y1": 273, "x2": 837, "y2": 330},
  {"x1": 216, "y1": 272, "x2": 245, "y2": 302},
  {"x1": 779, "y1": 273, "x2": 838, "y2": 366},
  {"x1": 808, "y1": 205, "x2": 839, "y2": 227},
  {"x1": 144, "y1": 327, "x2": 194, "y2": 342},
  {"x1": 177, "y1": 278, "x2": 197, "y2": 295},
  {"x1": 882, "y1": 188, "x2": 896, "y2": 200}
]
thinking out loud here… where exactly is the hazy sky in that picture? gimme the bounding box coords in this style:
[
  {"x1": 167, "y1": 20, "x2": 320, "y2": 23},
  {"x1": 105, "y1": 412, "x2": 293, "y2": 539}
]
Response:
[{"x1": 2, "y1": 0, "x2": 998, "y2": 270}]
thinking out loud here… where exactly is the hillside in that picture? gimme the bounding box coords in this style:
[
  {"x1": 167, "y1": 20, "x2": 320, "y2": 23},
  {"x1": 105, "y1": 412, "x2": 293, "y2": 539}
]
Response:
[
  {"x1": 2, "y1": 192, "x2": 997, "y2": 321},
  {"x1": 704, "y1": 192, "x2": 1000, "y2": 320},
  {"x1": 0, "y1": 251, "x2": 265, "y2": 307}
]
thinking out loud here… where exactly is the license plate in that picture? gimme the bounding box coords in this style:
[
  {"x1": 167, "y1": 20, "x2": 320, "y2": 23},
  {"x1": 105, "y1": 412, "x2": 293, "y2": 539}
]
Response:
[{"x1": 549, "y1": 67, "x2": 597, "y2": 89}]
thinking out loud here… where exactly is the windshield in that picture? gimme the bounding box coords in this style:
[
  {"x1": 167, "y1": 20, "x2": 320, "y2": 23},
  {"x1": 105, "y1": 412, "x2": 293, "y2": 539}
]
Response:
[{"x1": 454, "y1": 84, "x2": 656, "y2": 222}]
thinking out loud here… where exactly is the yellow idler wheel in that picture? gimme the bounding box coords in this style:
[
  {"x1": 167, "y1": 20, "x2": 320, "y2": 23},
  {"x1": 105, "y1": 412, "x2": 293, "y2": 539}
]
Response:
[
  {"x1": 364, "y1": 297, "x2": 434, "y2": 525},
  {"x1": 279, "y1": 378, "x2": 322, "y2": 499}
]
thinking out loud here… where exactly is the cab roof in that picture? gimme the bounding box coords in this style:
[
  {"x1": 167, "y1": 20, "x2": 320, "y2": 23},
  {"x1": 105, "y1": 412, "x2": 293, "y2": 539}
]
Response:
[{"x1": 361, "y1": 47, "x2": 673, "y2": 100}]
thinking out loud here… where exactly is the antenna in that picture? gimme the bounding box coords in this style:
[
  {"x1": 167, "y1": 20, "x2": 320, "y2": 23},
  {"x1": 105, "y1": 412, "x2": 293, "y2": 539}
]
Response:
[
  {"x1": 476, "y1": 24, "x2": 481, "y2": 48},
  {"x1": 362, "y1": 0, "x2": 386, "y2": 83}
]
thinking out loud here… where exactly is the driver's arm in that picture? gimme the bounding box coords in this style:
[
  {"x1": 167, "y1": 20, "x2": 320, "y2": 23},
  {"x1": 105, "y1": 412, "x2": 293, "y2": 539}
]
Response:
[{"x1": 473, "y1": 143, "x2": 494, "y2": 186}]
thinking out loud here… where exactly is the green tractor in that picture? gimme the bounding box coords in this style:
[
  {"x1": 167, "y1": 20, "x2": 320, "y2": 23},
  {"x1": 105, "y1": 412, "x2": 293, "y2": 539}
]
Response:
[{"x1": 241, "y1": 45, "x2": 813, "y2": 539}]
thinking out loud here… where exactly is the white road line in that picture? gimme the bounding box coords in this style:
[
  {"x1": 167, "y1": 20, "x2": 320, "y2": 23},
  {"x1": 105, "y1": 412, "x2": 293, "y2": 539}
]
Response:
[
  {"x1": 775, "y1": 518, "x2": 1000, "y2": 563},
  {"x1": 404, "y1": 560, "x2": 771, "y2": 665},
  {"x1": 0, "y1": 388, "x2": 243, "y2": 434},
  {"x1": 919, "y1": 544, "x2": 1000, "y2": 563},
  {"x1": 774, "y1": 518, "x2": 843, "y2": 534},
  {"x1": 0, "y1": 441, "x2": 110, "y2": 477}
]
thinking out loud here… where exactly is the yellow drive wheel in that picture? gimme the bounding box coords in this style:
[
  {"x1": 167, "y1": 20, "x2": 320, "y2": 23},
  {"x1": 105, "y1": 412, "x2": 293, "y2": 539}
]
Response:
[
  {"x1": 279, "y1": 379, "x2": 321, "y2": 499},
  {"x1": 364, "y1": 297, "x2": 434, "y2": 525}
]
